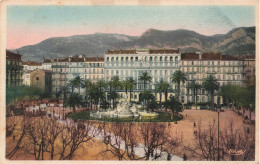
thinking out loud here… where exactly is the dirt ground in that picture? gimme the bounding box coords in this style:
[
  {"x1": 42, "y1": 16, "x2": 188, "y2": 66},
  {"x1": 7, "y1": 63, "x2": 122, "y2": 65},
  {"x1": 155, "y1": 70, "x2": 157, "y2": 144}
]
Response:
[{"x1": 6, "y1": 108, "x2": 255, "y2": 160}]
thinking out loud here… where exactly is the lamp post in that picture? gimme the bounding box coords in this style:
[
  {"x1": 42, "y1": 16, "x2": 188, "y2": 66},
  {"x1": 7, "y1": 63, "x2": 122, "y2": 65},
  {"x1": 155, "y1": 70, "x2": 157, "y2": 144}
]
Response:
[{"x1": 217, "y1": 109, "x2": 220, "y2": 161}]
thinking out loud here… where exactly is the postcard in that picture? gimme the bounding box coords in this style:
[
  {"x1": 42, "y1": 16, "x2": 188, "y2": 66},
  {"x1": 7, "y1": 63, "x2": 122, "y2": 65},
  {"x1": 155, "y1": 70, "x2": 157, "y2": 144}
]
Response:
[{"x1": 0, "y1": 0, "x2": 258, "y2": 164}]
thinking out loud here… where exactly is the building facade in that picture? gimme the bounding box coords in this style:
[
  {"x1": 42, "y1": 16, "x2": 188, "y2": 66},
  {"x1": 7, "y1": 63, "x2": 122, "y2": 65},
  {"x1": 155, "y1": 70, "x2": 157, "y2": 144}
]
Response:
[
  {"x1": 29, "y1": 69, "x2": 52, "y2": 94},
  {"x1": 104, "y1": 49, "x2": 181, "y2": 101},
  {"x1": 180, "y1": 52, "x2": 245, "y2": 104},
  {"x1": 51, "y1": 55, "x2": 104, "y2": 96},
  {"x1": 6, "y1": 50, "x2": 23, "y2": 87}
]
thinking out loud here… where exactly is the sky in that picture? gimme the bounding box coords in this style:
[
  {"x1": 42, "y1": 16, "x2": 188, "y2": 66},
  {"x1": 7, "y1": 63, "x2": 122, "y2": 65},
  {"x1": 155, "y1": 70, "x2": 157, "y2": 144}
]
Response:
[{"x1": 7, "y1": 5, "x2": 255, "y2": 49}]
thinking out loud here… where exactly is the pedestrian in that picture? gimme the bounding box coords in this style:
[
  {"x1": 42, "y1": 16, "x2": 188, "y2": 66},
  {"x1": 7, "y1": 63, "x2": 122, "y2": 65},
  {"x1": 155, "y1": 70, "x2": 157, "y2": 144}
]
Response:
[
  {"x1": 183, "y1": 153, "x2": 187, "y2": 161},
  {"x1": 167, "y1": 154, "x2": 171, "y2": 161},
  {"x1": 247, "y1": 127, "x2": 250, "y2": 133},
  {"x1": 168, "y1": 122, "x2": 171, "y2": 127},
  {"x1": 193, "y1": 121, "x2": 196, "y2": 127},
  {"x1": 186, "y1": 114, "x2": 187, "y2": 117}
]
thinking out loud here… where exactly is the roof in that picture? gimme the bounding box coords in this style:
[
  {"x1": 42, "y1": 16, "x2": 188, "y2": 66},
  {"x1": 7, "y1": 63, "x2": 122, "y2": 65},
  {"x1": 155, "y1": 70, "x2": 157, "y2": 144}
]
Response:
[
  {"x1": 85, "y1": 57, "x2": 104, "y2": 62},
  {"x1": 22, "y1": 61, "x2": 42, "y2": 66},
  {"x1": 6, "y1": 50, "x2": 22, "y2": 61},
  {"x1": 105, "y1": 48, "x2": 180, "y2": 55},
  {"x1": 181, "y1": 53, "x2": 241, "y2": 61},
  {"x1": 44, "y1": 56, "x2": 104, "y2": 63},
  {"x1": 28, "y1": 68, "x2": 52, "y2": 73},
  {"x1": 105, "y1": 49, "x2": 137, "y2": 54}
]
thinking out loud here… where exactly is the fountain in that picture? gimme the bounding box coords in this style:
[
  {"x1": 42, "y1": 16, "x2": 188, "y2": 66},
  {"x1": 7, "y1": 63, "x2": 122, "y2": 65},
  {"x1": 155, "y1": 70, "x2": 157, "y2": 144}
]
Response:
[{"x1": 90, "y1": 95, "x2": 158, "y2": 119}]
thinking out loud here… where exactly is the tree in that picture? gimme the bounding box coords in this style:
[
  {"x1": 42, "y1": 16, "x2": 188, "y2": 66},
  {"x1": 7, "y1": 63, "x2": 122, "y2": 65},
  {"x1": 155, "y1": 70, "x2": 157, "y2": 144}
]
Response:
[
  {"x1": 185, "y1": 119, "x2": 255, "y2": 161},
  {"x1": 202, "y1": 75, "x2": 219, "y2": 108},
  {"x1": 139, "y1": 72, "x2": 152, "y2": 91},
  {"x1": 58, "y1": 120, "x2": 100, "y2": 160},
  {"x1": 165, "y1": 97, "x2": 183, "y2": 122},
  {"x1": 83, "y1": 79, "x2": 92, "y2": 109},
  {"x1": 156, "y1": 80, "x2": 170, "y2": 103},
  {"x1": 109, "y1": 91, "x2": 119, "y2": 109},
  {"x1": 139, "y1": 122, "x2": 183, "y2": 160},
  {"x1": 187, "y1": 80, "x2": 201, "y2": 109},
  {"x1": 95, "y1": 80, "x2": 107, "y2": 109},
  {"x1": 65, "y1": 93, "x2": 82, "y2": 113},
  {"x1": 139, "y1": 90, "x2": 155, "y2": 110},
  {"x1": 128, "y1": 77, "x2": 135, "y2": 101},
  {"x1": 218, "y1": 84, "x2": 238, "y2": 107},
  {"x1": 171, "y1": 70, "x2": 187, "y2": 101},
  {"x1": 6, "y1": 115, "x2": 31, "y2": 159},
  {"x1": 69, "y1": 76, "x2": 84, "y2": 95}
]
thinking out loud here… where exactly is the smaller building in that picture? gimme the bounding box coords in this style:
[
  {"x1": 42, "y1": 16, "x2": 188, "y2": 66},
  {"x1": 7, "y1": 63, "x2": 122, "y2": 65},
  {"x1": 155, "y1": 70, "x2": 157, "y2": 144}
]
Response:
[
  {"x1": 22, "y1": 72, "x2": 31, "y2": 85},
  {"x1": 6, "y1": 50, "x2": 23, "y2": 87},
  {"x1": 29, "y1": 69, "x2": 52, "y2": 94}
]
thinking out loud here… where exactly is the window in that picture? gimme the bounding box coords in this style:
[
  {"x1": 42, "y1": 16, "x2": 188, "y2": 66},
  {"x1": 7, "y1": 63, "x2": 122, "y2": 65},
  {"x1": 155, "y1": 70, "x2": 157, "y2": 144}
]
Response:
[
  {"x1": 170, "y1": 57, "x2": 173, "y2": 61},
  {"x1": 135, "y1": 57, "x2": 138, "y2": 61},
  {"x1": 223, "y1": 75, "x2": 225, "y2": 80},
  {"x1": 149, "y1": 57, "x2": 152, "y2": 61},
  {"x1": 175, "y1": 57, "x2": 178, "y2": 65},
  {"x1": 160, "y1": 57, "x2": 162, "y2": 61},
  {"x1": 218, "y1": 61, "x2": 220, "y2": 65}
]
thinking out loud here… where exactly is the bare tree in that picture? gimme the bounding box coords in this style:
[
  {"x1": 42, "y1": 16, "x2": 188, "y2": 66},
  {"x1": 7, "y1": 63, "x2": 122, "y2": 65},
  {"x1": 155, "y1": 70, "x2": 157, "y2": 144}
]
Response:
[
  {"x1": 45, "y1": 118, "x2": 63, "y2": 160},
  {"x1": 185, "y1": 119, "x2": 255, "y2": 161},
  {"x1": 102, "y1": 122, "x2": 141, "y2": 160},
  {"x1": 26, "y1": 117, "x2": 50, "y2": 160},
  {"x1": 58, "y1": 120, "x2": 100, "y2": 160},
  {"x1": 102, "y1": 122, "x2": 183, "y2": 161},
  {"x1": 6, "y1": 115, "x2": 31, "y2": 159},
  {"x1": 220, "y1": 121, "x2": 255, "y2": 161}
]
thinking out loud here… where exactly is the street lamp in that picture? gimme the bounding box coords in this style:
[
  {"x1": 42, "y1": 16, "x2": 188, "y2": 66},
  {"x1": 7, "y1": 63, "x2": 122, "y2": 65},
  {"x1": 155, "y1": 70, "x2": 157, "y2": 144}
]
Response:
[{"x1": 217, "y1": 109, "x2": 220, "y2": 161}]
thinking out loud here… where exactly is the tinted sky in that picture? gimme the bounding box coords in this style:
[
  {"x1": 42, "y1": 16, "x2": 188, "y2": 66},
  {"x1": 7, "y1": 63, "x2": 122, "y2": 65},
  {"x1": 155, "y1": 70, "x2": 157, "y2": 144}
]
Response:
[{"x1": 7, "y1": 6, "x2": 255, "y2": 49}]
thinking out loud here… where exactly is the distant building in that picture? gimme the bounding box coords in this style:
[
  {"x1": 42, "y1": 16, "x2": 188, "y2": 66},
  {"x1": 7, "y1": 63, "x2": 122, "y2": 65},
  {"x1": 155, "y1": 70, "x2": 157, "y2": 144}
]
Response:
[
  {"x1": 240, "y1": 56, "x2": 255, "y2": 86},
  {"x1": 6, "y1": 50, "x2": 23, "y2": 87},
  {"x1": 104, "y1": 49, "x2": 181, "y2": 101},
  {"x1": 51, "y1": 55, "x2": 104, "y2": 96},
  {"x1": 22, "y1": 61, "x2": 43, "y2": 72},
  {"x1": 29, "y1": 68, "x2": 52, "y2": 94},
  {"x1": 180, "y1": 52, "x2": 245, "y2": 104}
]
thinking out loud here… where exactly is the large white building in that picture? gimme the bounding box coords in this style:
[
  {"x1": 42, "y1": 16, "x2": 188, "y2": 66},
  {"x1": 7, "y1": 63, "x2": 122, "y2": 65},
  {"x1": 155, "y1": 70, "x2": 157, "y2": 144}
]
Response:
[{"x1": 104, "y1": 49, "x2": 181, "y2": 101}]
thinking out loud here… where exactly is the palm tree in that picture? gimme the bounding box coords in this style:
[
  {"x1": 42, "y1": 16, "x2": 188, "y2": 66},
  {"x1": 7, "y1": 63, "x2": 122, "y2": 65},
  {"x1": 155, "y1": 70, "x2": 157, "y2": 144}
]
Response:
[
  {"x1": 65, "y1": 93, "x2": 81, "y2": 113},
  {"x1": 165, "y1": 97, "x2": 183, "y2": 123},
  {"x1": 122, "y1": 79, "x2": 130, "y2": 98},
  {"x1": 171, "y1": 70, "x2": 187, "y2": 101},
  {"x1": 109, "y1": 91, "x2": 119, "y2": 109},
  {"x1": 128, "y1": 78, "x2": 135, "y2": 101},
  {"x1": 156, "y1": 81, "x2": 164, "y2": 104},
  {"x1": 111, "y1": 76, "x2": 122, "y2": 91},
  {"x1": 139, "y1": 72, "x2": 152, "y2": 91},
  {"x1": 156, "y1": 80, "x2": 170, "y2": 103},
  {"x1": 96, "y1": 80, "x2": 107, "y2": 109},
  {"x1": 140, "y1": 90, "x2": 155, "y2": 110},
  {"x1": 69, "y1": 76, "x2": 84, "y2": 94},
  {"x1": 83, "y1": 79, "x2": 92, "y2": 109},
  {"x1": 187, "y1": 80, "x2": 201, "y2": 109},
  {"x1": 202, "y1": 74, "x2": 219, "y2": 108}
]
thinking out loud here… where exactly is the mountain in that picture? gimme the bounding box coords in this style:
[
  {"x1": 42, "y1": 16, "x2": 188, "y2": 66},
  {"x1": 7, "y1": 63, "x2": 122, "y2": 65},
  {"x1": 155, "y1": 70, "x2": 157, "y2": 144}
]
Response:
[{"x1": 13, "y1": 27, "x2": 255, "y2": 62}]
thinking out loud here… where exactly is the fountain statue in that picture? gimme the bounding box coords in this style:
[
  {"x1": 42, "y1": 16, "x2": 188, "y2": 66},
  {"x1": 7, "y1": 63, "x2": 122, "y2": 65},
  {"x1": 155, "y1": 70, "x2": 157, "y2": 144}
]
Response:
[{"x1": 90, "y1": 94, "x2": 158, "y2": 119}]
